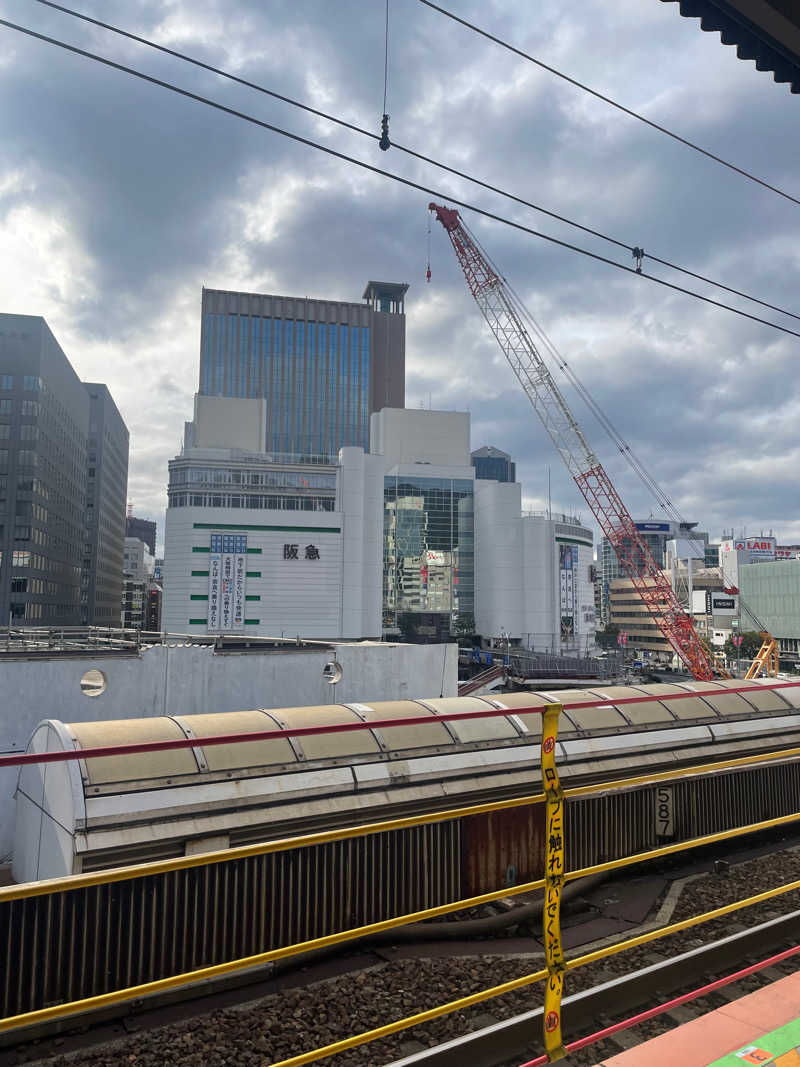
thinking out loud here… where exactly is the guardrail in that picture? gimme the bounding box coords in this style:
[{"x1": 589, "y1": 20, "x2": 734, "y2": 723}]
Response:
[{"x1": 2, "y1": 680, "x2": 800, "y2": 1065}]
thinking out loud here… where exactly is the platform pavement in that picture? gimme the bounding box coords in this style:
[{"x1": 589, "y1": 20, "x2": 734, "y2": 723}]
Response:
[{"x1": 596, "y1": 970, "x2": 800, "y2": 1066}]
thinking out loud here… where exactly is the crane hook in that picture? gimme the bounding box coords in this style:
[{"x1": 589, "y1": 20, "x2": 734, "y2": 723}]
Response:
[{"x1": 426, "y1": 210, "x2": 432, "y2": 282}]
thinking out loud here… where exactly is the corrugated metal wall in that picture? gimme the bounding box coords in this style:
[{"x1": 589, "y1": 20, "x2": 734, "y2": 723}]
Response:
[
  {"x1": 0, "y1": 821, "x2": 461, "y2": 1018},
  {"x1": 3, "y1": 761, "x2": 800, "y2": 1021}
]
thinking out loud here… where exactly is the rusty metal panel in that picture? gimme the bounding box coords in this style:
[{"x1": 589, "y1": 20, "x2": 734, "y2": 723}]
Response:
[{"x1": 461, "y1": 804, "x2": 546, "y2": 895}]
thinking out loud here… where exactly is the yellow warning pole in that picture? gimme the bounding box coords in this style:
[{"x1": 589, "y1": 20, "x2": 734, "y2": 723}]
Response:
[{"x1": 541, "y1": 702, "x2": 567, "y2": 1062}]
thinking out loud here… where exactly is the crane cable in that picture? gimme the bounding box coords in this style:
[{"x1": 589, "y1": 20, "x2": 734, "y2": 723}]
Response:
[
  {"x1": 24, "y1": 0, "x2": 800, "y2": 327},
  {"x1": 460, "y1": 220, "x2": 767, "y2": 631}
]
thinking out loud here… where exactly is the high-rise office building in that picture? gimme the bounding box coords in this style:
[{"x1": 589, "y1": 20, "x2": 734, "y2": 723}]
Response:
[
  {"x1": 376, "y1": 409, "x2": 475, "y2": 641},
  {"x1": 125, "y1": 515, "x2": 156, "y2": 556},
  {"x1": 82, "y1": 384, "x2": 129, "y2": 625},
  {"x1": 598, "y1": 520, "x2": 708, "y2": 624},
  {"x1": 0, "y1": 315, "x2": 89, "y2": 625},
  {"x1": 471, "y1": 445, "x2": 516, "y2": 483},
  {"x1": 198, "y1": 282, "x2": 407, "y2": 458}
]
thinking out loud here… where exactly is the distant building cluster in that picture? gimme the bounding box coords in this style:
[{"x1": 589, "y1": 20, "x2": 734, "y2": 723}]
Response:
[{"x1": 4, "y1": 282, "x2": 799, "y2": 671}]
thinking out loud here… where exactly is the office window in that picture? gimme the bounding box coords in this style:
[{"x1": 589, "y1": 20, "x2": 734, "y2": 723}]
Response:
[
  {"x1": 0, "y1": 375, "x2": 12, "y2": 390},
  {"x1": 0, "y1": 399, "x2": 12, "y2": 414},
  {"x1": 17, "y1": 450, "x2": 37, "y2": 467},
  {"x1": 0, "y1": 424, "x2": 9, "y2": 439},
  {"x1": 23, "y1": 376, "x2": 41, "y2": 391},
  {"x1": 12, "y1": 550, "x2": 30, "y2": 567},
  {"x1": 19, "y1": 424, "x2": 38, "y2": 441}
]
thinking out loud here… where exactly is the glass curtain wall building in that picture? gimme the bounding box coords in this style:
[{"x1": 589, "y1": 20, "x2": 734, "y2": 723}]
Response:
[
  {"x1": 82, "y1": 384, "x2": 129, "y2": 625},
  {"x1": 598, "y1": 520, "x2": 708, "y2": 624},
  {"x1": 0, "y1": 315, "x2": 90, "y2": 625},
  {"x1": 383, "y1": 475, "x2": 474, "y2": 640},
  {"x1": 199, "y1": 283, "x2": 407, "y2": 457},
  {"x1": 471, "y1": 445, "x2": 516, "y2": 483}
]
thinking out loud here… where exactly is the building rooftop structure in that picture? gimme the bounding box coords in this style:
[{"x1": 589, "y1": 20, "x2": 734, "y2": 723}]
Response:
[{"x1": 664, "y1": 0, "x2": 800, "y2": 93}]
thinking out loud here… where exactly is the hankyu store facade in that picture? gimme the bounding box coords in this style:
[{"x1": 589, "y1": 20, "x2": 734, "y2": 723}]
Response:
[{"x1": 162, "y1": 441, "x2": 384, "y2": 639}]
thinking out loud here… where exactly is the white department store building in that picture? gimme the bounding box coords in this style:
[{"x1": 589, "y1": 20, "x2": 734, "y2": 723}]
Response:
[{"x1": 163, "y1": 399, "x2": 595, "y2": 650}]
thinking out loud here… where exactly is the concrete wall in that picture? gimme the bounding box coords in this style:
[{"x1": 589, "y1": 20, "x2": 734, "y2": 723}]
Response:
[
  {"x1": 371, "y1": 408, "x2": 471, "y2": 467},
  {"x1": 0, "y1": 639, "x2": 458, "y2": 861},
  {"x1": 338, "y1": 447, "x2": 383, "y2": 637},
  {"x1": 192, "y1": 395, "x2": 266, "y2": 451},
  {"x1": 474, "y1": 479, "x2": 523, "y2": 638},
  {"x1": 163, "y1": 507, "x2": 347, "y2": 638}
]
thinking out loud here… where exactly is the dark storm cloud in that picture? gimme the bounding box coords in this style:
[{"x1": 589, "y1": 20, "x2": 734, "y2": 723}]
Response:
[{"x1": 0, "y1": 0, "x2": 798, "y2": 542}]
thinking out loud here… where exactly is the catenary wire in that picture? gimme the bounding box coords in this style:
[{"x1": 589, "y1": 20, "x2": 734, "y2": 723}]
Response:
[
  {"x1": 418, "y1": 0, "x2": 800, "y2": 209},
  {"x1": 4, "y1": 16, "x2": 800, "y2": 342},
  {"x1": 26, "y1": 0, "x2": 800, "y2": 326}
]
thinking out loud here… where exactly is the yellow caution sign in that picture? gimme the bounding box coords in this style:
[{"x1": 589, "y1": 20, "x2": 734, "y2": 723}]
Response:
[{"x1": 541, "y1": 702, "x2": 566, "y2": 1062}]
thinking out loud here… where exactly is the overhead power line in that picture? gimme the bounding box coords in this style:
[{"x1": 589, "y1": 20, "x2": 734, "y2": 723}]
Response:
[
  {"x1": 3, "y1": 16, "x2": 800, "y2": 342},
  {"x1": 418, "y1": 0, "x2": 800, "y2": 210},
  {"x1": 29, "y1": 0, "x2": 800, "y2": 325}
]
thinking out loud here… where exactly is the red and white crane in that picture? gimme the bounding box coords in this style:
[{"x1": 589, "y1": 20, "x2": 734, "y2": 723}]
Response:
[{"x1": 429, "y1": 202, "x2": 719, "y2": 681}]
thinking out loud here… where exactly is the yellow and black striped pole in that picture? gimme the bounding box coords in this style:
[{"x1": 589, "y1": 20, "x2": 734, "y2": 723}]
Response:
[{"x1": 541, "y1": 702, "x2": 567, "y2": 1061}]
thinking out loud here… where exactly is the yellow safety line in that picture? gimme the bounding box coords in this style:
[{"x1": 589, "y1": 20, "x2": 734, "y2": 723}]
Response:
[
  {"x1": 564, "y1": 743, "x2": 800, "y2": 801},
  {"x1": 564, "y1": 809, "x2": 800, "y2": 882},
  {"x1": 0, "y1": 788, "x2": 545, "y2": 902},
  {"x1": 541, "y1": 703, "x2": 567, "y2": 1061},
  {"x1": 566, "y1": 876, "x2": 800, "y2": 972},
  {"x1": 6, "y1": 741, "x2": 800, "y2": 903},
  {"x1": 0, "y1": 875, "x2": 547, "y2": 1033},
  {"x1": 265, "y1": 878, "x2": 800, "y2": 1067},
  {"x1": 267, "y1": 966, "x2": 550, "y2": 1067},
  {"x1": 2, "y1": 811, "x2": 799, "y2": 1035}
]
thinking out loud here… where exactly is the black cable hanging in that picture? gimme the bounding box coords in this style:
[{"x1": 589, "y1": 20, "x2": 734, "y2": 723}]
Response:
[
  {"x1": 418, "y1": 0, "x2": 800, "y2": 209},
  {"x1": 27, "y1": 1, "x2": 800, "y2": 325},
  {"x1": 4, "y1": 16, "x2": 800, "y2": 341},
  {"x1": 379, "y1": 0, "x2": 391, "y2": 150}
]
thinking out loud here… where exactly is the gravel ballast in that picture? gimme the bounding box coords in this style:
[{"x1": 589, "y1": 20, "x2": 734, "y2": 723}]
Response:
[{"x1": 21, "y1": 848, "x2": 800, "y2": 1067}]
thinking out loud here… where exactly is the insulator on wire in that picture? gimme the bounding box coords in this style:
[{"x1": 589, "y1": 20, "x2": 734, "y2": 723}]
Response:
[
  {"x1": 379, "y1": 113, "x2": 391, "y2": 151},
  {"x1": 632, "y1": 246, "x2": 645, "y2": 273}
]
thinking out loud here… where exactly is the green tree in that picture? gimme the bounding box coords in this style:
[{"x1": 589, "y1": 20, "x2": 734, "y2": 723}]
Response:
[{"x1": 723, "y1": 630, "x2": 764, "y2": 662}]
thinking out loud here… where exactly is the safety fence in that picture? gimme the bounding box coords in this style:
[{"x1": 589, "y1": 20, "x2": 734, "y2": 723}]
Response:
[{"x1": 1, "y1": 680, "x2": 800, "y2": 1066}]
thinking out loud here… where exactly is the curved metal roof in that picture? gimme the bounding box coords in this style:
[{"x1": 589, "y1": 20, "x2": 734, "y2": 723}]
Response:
[{"x1": 54, "y1": 679, "x2": 796, "y2": 785}]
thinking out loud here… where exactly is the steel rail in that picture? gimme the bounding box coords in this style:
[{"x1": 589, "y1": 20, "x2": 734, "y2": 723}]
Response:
[
  {"x1": 2, "y1": 680, "x2": 798, "y2": 769},
  {"x1": 261, "y1": 878, "x2": 800, "y2": 1067},
  {"x1": 385, "y1": 913, "x2": 800, "y2": 1067},
  {"x1": 3, "y1": 811, "x2": 800, "y2": 1035},
  {"x1": 6, "y1": 746, "x2": 800, "y2": 903},
  {"x1": 520, "y1": 942, "x2": 800, "y2": 1067}
]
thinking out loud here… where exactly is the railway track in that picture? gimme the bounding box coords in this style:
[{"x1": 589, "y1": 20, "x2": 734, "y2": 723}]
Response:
[
  {"x1": 388, "y1": 911, "x2": 800, "y2": 1066},
  {"x1": 3, "y1": 839, "x2": 798, "y2": 1067}
]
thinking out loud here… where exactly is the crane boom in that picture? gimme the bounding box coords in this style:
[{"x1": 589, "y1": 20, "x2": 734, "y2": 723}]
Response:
[{"x1": 430, "y1": 202, "x2": 717, "y2": 681}]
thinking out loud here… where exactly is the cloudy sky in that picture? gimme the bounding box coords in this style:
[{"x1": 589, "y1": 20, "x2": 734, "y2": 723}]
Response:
[{"x1": 1, "y1": 0, "x2": 798, "y2": 551}]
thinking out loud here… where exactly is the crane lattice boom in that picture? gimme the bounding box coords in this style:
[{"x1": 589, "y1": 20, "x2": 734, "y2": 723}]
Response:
[{"x1": 430, "y1": 202, "x2": 716, "y2": 681}]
